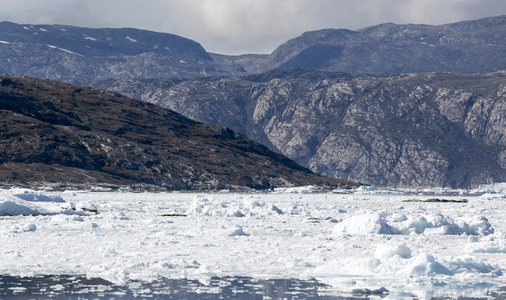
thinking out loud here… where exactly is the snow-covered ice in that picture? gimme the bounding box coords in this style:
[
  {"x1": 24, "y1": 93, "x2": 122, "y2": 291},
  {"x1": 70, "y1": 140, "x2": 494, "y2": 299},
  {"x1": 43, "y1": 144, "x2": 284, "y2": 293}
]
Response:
[{"x1": 1, "y1": 188, "x2": 505, "y2": 298}]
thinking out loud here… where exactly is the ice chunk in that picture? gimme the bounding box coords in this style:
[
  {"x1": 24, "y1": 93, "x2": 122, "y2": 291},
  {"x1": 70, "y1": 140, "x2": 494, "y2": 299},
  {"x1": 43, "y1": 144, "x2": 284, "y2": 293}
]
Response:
[
  {"x1": 447, "y1": 256, "x2": 502, "y2": 275},
  {"x1": 0, "y1": 192, "x2": 50, "y2": 216},
  {"x1": 269, "y1": 203, "x2": 283, "y2": 214},
  {"x1": 273, "y1": 185, "x2": 320, "y2": 193},
  {"x1": 103, "y1": 247, "x2": 119, "y2": 257},
  {"x1": 374, "y1": 243, "x2": 412, "y2": 259},
  {"x1": 356, "y1": 185, "x2": 375, "y2": 193},
  {"x1": 0, "y1": 200, "x2": 41, "y2": 216},
  {"x1": 333, "y1": 213, "x2": 397, "y2": 235},
  {"x1": 9, "y1": 189, "x2": 65, "y2": 203},
  {"x1": 22, "y1": 224, "x2": 36, "y2": 232},
  {"x1": 464, "y1": 216, "x2": 494, "y2": 236},
  {"x1": 473, "y1": 182, "x2": 506, "y2": 194},
  {"x1": 224, "y1": 225, "x2": 248, "y2": 237},
  {"x1": 468, "y1": 241, "x2": 506, "y2": 253},
  {"x1": 337, "y1": 212, "x2": 495, "y2": 236},
  {"x1": 186, "y1": 195, "x2": 282, "y2": 217},
  {"x1": 60, "y1": 202, "x2": 76, "y2": 211},
  {"x1": 76, "y1": 201, "x2": 98, "y2": 213},
  {"x1": 406, "y1": 254, "x2": 454, "y2": 276}
]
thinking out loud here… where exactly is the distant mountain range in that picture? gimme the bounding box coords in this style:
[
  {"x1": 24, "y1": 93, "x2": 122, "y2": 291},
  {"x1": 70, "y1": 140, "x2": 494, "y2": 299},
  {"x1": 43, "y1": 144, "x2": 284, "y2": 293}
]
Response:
[
  {"x1": 0, "y1": 75, "x2": 353, "y2": 190},
  {"x1": 1, "y1": 15, "x2": 506, "y2": 83},
  {"x1": 0, "y1": 22, "x2": 244, "y2": 84},
  {"x1": 208, "y1": 15, "x2": 506, "y2": 76},
  {"x1": 261, "y1": 15, "x2": 506, "y2": 75},
  {"x1": 1, "y1": 16, "x2": 505, "y2": 188}
]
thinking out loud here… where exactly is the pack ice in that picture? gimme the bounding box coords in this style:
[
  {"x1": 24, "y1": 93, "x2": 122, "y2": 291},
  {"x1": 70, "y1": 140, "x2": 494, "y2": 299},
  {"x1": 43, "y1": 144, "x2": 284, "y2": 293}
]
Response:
[{"x1": 0, "y1": 186, "x2": 505, "y2": 298}]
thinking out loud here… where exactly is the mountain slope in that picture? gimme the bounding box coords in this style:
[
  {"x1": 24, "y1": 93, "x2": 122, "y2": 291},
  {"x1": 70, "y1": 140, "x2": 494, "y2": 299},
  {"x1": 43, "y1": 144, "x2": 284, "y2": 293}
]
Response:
[
  {"x1": 261, "y1": 15, "x2": 506, "y2": 75},
  {"x1": 0, "y1": 22, "x2": 242, "y2": 84},
  {"x1": 0, "y1": 75, "x2": 354, "y2": 190},
  {"x1": 1, "y1": 16, "x2": 505, "y2": 83},
  {"x1": 95, "y1": 69, "x2": 506, "y2": 188}
]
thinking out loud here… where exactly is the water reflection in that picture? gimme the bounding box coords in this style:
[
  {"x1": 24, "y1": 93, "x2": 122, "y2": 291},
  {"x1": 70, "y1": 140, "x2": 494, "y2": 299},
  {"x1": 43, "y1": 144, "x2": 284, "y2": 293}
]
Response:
[
  {"x1": 0, "y1": 275, "x2": 336, "y2": 299},
  {"x1": 0, "y1": 275, "x2": 505, "y2": 299}
]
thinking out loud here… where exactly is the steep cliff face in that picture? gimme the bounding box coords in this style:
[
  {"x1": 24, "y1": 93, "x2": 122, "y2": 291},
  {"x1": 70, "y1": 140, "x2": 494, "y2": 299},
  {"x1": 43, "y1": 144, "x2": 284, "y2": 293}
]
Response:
[
  {"x1": 0, "y1": 22, "x2": 240, "y2": 84},
  {"x1": 95, "y1": 69, "x2": 506, "y2": 188},
  {"x1": 0, "y1": 75, "x2": 353, "y2": 190},
  {"x1": 261, "y1": 16, "x2": 506, "y2": 75}
]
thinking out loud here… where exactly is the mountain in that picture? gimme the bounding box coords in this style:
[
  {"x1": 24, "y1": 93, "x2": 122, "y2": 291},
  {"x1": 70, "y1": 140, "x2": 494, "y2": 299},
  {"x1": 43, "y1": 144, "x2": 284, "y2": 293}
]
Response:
[
  {"x1": 0, "y1": 22, "x2": 243, "y2": 84},
  {"x1": 94, "y1": 68, "x2": 506, "y2": 189},
  {"x1": 3, "y1": 16, "x2": 506, "y2": 83},
  {"x1": 2, "y1": 16, "x2": 506, "y2": 189},
  {"x1": 0, "y1": 74, "x2": 355, "y2": 190},
  {"x1": 259, "y1": 15, "x2": 506, "y2": 75}
]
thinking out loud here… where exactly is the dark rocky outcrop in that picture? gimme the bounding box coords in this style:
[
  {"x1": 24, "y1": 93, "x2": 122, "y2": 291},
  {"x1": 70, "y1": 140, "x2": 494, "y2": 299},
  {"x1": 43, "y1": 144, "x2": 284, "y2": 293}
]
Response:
[{"x1": 0, "y1": 75, "x2": 355, "y2": 190}]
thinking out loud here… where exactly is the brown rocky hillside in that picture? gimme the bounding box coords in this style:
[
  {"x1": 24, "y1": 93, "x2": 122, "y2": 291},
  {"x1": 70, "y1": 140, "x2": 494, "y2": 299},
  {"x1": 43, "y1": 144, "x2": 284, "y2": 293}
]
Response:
[{"x1": 0, "y1": 75, "x2": 355, "y2": 190}]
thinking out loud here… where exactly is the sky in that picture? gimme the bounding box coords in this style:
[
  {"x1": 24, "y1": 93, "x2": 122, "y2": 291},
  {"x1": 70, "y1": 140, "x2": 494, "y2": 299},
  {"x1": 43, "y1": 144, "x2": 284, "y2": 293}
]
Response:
[{"x1": 0, "y1": 0, "x2": 505, "y2": 55}]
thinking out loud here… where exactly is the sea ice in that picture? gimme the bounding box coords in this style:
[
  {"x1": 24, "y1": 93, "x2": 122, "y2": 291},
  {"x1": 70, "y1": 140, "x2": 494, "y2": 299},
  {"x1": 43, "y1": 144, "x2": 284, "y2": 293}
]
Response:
[
  {"x1": 334, "y1": 211, "x2": 494, "y2": 236},
  {"x1": 333, "y1": 212, "x2": 396, "y2": 235},
  {"x1": 0, "y1": 189, "x2": 504, "y2": 299},
  {"x1": 185, "y1": 195, "x2": 282, "y2": 217},
  {"x1": 8, "y1": 189, "x2": 65, "y2": 203},
  {"x1": 0, "y1": 192, "x2": 50, "y2": 216}
]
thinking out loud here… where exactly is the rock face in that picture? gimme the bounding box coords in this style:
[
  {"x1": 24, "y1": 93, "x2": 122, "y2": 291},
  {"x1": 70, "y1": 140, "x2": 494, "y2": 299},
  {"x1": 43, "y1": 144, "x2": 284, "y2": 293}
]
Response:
[
  {"x1": 0, "y1": 75, "x2": 354, "y2": 190},
  {"x1": 95, "y1": 69, "x2": 506, "y2": 188},
  {"x1": 261, "y1": 15, "x2": 506, "y2": 75},
  {"x1": 0, "y1": 22, "x2": 242, "y2": 84}
]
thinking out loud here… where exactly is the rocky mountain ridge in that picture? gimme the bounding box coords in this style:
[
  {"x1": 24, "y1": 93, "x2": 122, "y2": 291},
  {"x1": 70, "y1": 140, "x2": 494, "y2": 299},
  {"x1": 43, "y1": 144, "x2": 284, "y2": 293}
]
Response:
[
  {"x1": 95, "y1": 69, "x2": 506, "y2": 188},
  {"x1": 0, "y1": 22, "x2": 244, "y2": 84},
  {"x1": 0, "y1": 74, "x2": 354, "y2": 190},
  {"x1": 1, "y1": 16, "x2": 506, "y2": 84},
  {"x1": 260, "y1": 15, "x2": 506, "y2": 75}
]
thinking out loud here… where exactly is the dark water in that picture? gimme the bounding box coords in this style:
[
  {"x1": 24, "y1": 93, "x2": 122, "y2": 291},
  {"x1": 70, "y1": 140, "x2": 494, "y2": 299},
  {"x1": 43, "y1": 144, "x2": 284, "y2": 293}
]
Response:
[
  {"x1": 1, "y1": 275, "x2": 505, "y2": 299},
  {"x1": 0, "y1": 275, "x2": 338, "y2": 300}
]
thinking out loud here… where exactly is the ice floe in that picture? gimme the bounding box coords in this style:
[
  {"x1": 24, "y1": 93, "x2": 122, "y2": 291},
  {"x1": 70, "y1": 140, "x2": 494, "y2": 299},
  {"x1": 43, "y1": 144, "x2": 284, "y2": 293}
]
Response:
[
  {"x1": 185, "y1": 195, "x2": 282, "y2": 217},
  {"x1": 0, "y1": 189, "x2": 505, "y2": 298},
  {"x1": 333, "y1": 211, "x2": 494, "y2": 236},
  {"x1": 8, "y1": 188, "x2": 65, "y2": 203}
]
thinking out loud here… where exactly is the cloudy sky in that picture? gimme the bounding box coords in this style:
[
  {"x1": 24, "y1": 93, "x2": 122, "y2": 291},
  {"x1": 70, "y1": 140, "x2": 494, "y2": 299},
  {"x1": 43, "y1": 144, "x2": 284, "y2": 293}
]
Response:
[{"x1": 0, "y1": 0, "x2": 505, "y2": 54}]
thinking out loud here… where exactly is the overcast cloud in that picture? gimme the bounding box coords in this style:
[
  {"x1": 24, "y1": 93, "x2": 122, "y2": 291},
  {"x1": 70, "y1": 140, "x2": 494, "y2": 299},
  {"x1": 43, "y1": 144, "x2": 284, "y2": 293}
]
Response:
[{"x1": 0, "y1": 0, "x2": 505, "y2": 54}]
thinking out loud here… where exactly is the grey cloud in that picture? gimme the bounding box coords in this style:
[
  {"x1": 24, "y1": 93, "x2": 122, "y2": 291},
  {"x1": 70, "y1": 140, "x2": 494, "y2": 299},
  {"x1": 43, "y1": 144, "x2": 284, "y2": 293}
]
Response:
[{"x1": 0, "y1": 0, "x2": 505, "y2": 54}]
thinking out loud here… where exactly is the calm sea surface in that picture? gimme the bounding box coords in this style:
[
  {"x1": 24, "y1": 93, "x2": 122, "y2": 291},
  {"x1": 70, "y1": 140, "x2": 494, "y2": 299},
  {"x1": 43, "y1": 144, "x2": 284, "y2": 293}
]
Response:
[{"x1": 1, "y1": 275, "x2": 505, "y2": 299}]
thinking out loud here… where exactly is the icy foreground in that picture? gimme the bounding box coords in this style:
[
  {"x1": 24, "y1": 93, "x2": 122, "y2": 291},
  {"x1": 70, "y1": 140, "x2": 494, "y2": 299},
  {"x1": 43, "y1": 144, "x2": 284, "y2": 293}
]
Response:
[{"x1": 1, "y1": 188, "x2": 506, "y2": 298}]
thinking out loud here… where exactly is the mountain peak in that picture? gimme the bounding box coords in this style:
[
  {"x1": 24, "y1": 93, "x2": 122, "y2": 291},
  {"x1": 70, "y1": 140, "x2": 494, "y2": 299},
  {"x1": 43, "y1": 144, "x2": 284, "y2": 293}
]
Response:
[
  {"x1": 265, "y1": 15, "x2": 506, "y2": 75},
  {"x1": 0, "y1": 22, "x2": 244, "y2": 84}
]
